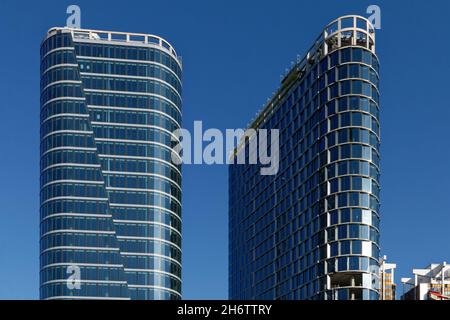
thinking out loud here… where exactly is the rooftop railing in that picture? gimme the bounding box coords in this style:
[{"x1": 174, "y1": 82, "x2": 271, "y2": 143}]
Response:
[
  {"x1": 250, "y1": 15, "x2": 376, "y2": 130},
  {"x1": 47, "y1": 27, "x2": 181, "y2": 64}
]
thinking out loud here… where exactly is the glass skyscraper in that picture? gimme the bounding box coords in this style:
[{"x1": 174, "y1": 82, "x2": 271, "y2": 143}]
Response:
[
  {"x1": 229, "y1": 16, "x2": 381, "y2": 300},
  {"x1": 40, "y1": 27, "x2": 182, "y2": 299}
]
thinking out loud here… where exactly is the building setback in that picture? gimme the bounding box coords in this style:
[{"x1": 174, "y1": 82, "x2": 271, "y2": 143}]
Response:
[
  {"x1": 401, "y1": 263, "x2": 450, "y2": 300},
  {"x1": 379, "y1": 256, "x2": 396, "y2": 300},
  {"x1": 229, "y1": 15, "x2": 381, "y2": 300},
  {"x1": 40, "y1": 28, "x2": 182, "y2": 299}
]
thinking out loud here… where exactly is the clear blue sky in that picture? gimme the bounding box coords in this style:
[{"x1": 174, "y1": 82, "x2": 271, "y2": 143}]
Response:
[{"x1": 0, "y1": 0, "x2": 449, "y2": 299}]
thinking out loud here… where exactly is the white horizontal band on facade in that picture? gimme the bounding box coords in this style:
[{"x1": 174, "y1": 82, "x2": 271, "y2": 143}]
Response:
[
  {"x1": 41, "y1": 45, "x2": 182, "y2": 85},
  {"x1": 42, "y1": 63, "x2": 79, "y2": 75},
  {"x1": 113, "y1": 219, "x2": 181, "y2": 236},
  {"x1": 41, "y1": 229, "x2": 117, "y2": 238},
  {"x1": 41, "y1": 196, "x2": 109, "y2": 206},
  {"x1": 42, "y1": 80, "x2": 82, "y2": 91},
  {"x1": 94, "y1": 137, "x2": 173, "y2": 148},
  {"x1": 42, "y1": 213, "x2": 113, "y2": 221},
  {"x1": 42, "y1": 97, "x2": 86, "y2": 109},
  {"x1": 41, "y1": 130, "x2": 94, "y2": 141},
  {"x1": 42, "y1": 113, "x2": 90, "y2": 124},
  {"x1": 102, "y1": 171, "x2": 181, "y2": 191},
  {"x1": 329, "y1": 61, "x2": 380, "y2": 79},
  {"x1": 109, "y1": 206, "x2": 182, "y2": 223},
  {"x1": 42, "y1": 279, "x2": 128, "y2": 286},
  {"x1": 126, "y1": 284, "x2": 181, "y2": 296},
  {"x1": 41, "y1": 146, "x2": 97, "y2": 157},
  {"x1": 75, "y1": 55, "x2": 182, "y2": 84},
  {"x1": 105, "y1": 187, "x2": 181, "y2": 206},
  {"x1": 83, "y1": 88, "x2": 182, "y2": 116},
  {"x1": 124, "y1": 268, "x2": 182, "y2": 282},
  {"x1": 87, "y1": 104, "x2": 181, "y2": 128},
  {"x1": 41, "y1": 262, "x2": 124, "y2": 269},
  {"x1": 41, "y1": 163, "x2": 102, "y2": 172},
  {"x1": 42, "y1": 179, "x2": 104, "y2": 189},
  {"x1": 109, "y1": 203, "x2": 180, "y2": 220},
  {"x1": 97, "y1": 153, "x2": 182, "y2": 175},
  {"x1": 120, "y1": 252, "x2": 181, "y2": 267},
  {"x1": 44, "y1": 296, "x2": 131, "y2": 300},
  {"x1": 80, "y1": 72, "x2": 182, "y2": 100},
  {"x1": 90, "y1": 121, "x2": 181, "y2": 143},
  {"x1": 41, "y1": 246, "x2": 121, "y2": 254},
  {"x1": 113, "y1": 219, "x2": 182, "y2": 238},
  {"x1": 41, "y1": 46, "x2": 75, "y2": 59},
  {"x1": 116, "y1": 235, "x2": 181, "y2": 251}
]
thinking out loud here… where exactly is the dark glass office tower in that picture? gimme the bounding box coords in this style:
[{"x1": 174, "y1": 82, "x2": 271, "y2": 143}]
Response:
[
  {"x1": 40, "y1": 28, "x2": 182, "y2": 299},
  {"x1": 229, "y1": 16, "x2": 381, "y2": 300}
]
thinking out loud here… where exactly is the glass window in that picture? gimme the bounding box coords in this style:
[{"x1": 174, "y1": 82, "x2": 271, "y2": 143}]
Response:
[
  {"x1": 362, "y1": 178, "x2": 371, "y2": 192},
  {"x1": 362, "y1": 146, "x2": 371, "y2": 160},
  {"x1": 339, "y1": 65, "x2": 348, "y2": 79},
  {"x1": 341, "y1": 176, "x2": 351, "y2": 190},
  {"x1": 352, "y1": 240, "x2": 362, "y2": 254},
  {"x1": 349, "y1": 64, "x2": 359, "y2": 78},
  {"x1": 341, "y1": 241, "x2": 351, "y2": 254},
  {"x1": 338, "y1": 193, "x2": 348, "y2": 207},
  {"x1": 331, "y1": 242, "x2": 339, "y2": 256},
  {"x1": 352, "y1": 208, "x2": 362, "y2": 222},
  {"x1": 352, "y1": 112, "x2": 362, "y2": 126},
  {"x1": 328, "y1": 132, "x2": 336, "y2": 147},
  {"x1": 362, "y1": 82, "x2": 371, "y2": 96},
  {"x1": 352, "y1": 177, "x2": 362, "y2": 190},
  {"x1": 349, "y1": 160, "x2": 359, "y2": 174},
  {"x1": 328, "y1": 69, "x2": 336, "y2": 84},
  {"x1": 361, "y1": 257, "x2": 369, "y2": 271},
  {"x1": 341, "y1": 48, "x2": 351, "y2": 63},
  {"x1": 349, "y1": 257, "x2": 359, "y2": 270},
  {"x1": 341, "y1": 112, "x2": 351, "y2": 127},
  {"x1": 338, "y1": 161, "x2": 347, "y2": 175},
  {"x1": 352, "y1": 80, "x2": 362, "y2": 94},
  {"x1": 341, "y1": 208, "x2": 351, "y2": 222},
  {"x1": 338, "y1": 97, "x2": 348, "y2": 112},
  {"x1": 349, "y1": 192, "x2": 359, "y2": 206},
  {"x1": 330, "y1": 210, "x2": 339, "y2": 224},
  {"x1": 352, "y1": 48, "x2": 363, "y2": 62},
  {"x1": 341, "y1": 144, "x2": 351, "y2": 159},
  {"x1": 361, "y1": 65, "x2": 369, "y2": 80},
  {"x1": 362, "y1": 50, "x2": 372, "y2": 65},
  {"x1": 330, "y1": 52, "x2": 339, "y2": 67},
  {"x1": 349, "y1": 128, "x2": 359, "y2": 142},
  {"x1": 341, "y1": 80, "x2": 351, "y2": 95},
  {"x1": 349, "y1": 224, "x2": 359, "y2": 238},
  {"x1": 330, "y1": 179, "x2": 339, "y2": 193},
  {"x1": 362, "y1": 210, "x2": 372, "y2": 224},
  {"x1": 338, "y1": 257, "x2": 348, "y2": 271}
]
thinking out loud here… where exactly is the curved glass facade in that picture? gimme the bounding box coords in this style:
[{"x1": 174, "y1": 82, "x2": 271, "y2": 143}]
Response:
[
  {"x1": 229, "y1": 16, "x2": 380, "y2": 300},
  {"x1": 40, "y1": 28, "x2": 182, "y2": 300}
]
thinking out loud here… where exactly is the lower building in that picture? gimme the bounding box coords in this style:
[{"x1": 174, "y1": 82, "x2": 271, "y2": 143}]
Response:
[
  {"x1": 379, "y1": 256, "x2": 396, "y2": 300},
  {"x1": 401, "y1": 262, "x2": 450, "y2": 300}
]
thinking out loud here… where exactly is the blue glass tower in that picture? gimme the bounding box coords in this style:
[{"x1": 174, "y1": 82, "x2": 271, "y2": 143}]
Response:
[
  {"x1": 229, "y1": 16, "x2": 381, "y2": 300},
  {"x1": 40, "y1": 27, "x2": 182, "y2": 299}
]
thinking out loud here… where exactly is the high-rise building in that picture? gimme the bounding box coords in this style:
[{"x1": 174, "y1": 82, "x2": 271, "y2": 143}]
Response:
[
  {"x1": 401, "y1": 263, "x2": 450, "y2": 300},
  {"x1": 379, "y1": 256, "x2": 396, "y2": 300},
  {"x1": 229, "y1": 15, "x2": 381, "y2": 300},
  {"x1": 40, "y1": 27, "x2": 182, "y2": 299}
]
